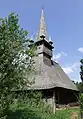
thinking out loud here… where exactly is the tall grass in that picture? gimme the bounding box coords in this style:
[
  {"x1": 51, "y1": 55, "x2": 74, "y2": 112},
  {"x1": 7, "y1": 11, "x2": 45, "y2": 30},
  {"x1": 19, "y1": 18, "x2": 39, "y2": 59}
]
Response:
[{"x1": 6, "y1": 91, "x2": 80, "y2": 119}]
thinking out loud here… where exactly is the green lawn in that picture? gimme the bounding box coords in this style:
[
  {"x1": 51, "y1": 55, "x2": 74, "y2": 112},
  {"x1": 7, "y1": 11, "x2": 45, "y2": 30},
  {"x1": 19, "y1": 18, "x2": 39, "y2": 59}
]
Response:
[{"x1": 7, "y1": 105, "x2": 80, "y2": 119}]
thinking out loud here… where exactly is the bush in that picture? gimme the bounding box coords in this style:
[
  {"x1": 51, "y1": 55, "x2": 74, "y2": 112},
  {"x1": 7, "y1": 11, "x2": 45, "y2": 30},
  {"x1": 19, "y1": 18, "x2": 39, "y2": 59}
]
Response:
[
  {"x1": 7, "y1": 91, "x2": 80, "y2": 119},
  {"x1": 8, "y1": 105, "x2": 78, "y2": 119},
  {"x1": 79, "y1": 93, "x2": 83, "y2": 119}
]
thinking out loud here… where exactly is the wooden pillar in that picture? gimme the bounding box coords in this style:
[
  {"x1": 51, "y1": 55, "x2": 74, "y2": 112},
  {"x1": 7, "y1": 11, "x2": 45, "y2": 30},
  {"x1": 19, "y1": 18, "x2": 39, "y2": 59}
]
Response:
[{"x1": 53, "y1": 89, "x2": 56, "y2": 114}]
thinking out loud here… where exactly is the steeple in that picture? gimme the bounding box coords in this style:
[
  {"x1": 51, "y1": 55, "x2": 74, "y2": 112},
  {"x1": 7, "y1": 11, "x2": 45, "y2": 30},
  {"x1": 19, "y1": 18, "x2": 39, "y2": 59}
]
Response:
[
  {"x1": 34, "y1": 7, "x2": 54, "y2": 62},
  {"x1": 36, "y1": 8, "x2": 48, "y2": 41}
]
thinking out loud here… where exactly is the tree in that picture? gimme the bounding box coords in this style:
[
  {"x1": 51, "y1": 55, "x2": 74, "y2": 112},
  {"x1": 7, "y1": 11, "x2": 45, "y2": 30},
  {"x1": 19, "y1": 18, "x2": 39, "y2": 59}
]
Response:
[
  {"x1": 78, "y1": 59, "x2": 83, "y2": 92},
  {"x1": 80, "y1": 59, "x2": 83, "y2": 82},
  {"x1": 0, "y1": 13, "x2": 35, "y2": 118},
  {"x1": 75, "y1": 82, "x2": 83, "y2": 92},
  {"x1": 79, "y1": 59, "x2": 83, "y2": 118}
]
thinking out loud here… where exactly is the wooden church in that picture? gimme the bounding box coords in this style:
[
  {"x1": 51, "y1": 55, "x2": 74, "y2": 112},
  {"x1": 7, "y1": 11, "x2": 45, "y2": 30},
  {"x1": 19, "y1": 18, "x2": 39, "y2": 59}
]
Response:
[{"x1": 28, "y1": 8, "x2": 78, "y2": 112}]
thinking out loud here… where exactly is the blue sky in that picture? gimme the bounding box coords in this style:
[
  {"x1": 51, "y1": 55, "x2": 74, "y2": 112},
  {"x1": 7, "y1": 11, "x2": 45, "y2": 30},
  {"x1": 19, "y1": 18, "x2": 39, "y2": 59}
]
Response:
[{"x1": 0, "y1": 0, "x2": 83, "y2": 82}]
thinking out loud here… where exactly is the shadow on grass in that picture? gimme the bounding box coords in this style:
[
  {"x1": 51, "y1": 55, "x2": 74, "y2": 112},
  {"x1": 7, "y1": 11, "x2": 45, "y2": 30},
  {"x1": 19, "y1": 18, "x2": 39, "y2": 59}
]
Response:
[{"x1": 7, "y1": 108, "x2": 42, "y2": 119}]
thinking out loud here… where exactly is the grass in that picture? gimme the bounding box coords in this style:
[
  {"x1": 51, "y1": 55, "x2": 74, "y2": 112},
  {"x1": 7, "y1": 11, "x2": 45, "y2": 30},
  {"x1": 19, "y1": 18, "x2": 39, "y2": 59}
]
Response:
[{"x1": 7, "y1": 103, "x2": 80, "y2": 119}]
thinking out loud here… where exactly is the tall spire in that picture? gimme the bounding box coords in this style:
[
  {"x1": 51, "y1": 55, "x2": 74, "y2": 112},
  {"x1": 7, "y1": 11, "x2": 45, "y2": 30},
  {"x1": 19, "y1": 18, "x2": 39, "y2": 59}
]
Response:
[{"x1": 36, "y1": 8, "x2": 48, "y2": 41}]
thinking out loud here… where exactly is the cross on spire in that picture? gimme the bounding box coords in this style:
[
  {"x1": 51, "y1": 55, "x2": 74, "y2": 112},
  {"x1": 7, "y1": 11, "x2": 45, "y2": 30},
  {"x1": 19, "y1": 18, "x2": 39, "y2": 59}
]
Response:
[{"x1": 36, "y1": 8, "x2": 48, "y2": 41}]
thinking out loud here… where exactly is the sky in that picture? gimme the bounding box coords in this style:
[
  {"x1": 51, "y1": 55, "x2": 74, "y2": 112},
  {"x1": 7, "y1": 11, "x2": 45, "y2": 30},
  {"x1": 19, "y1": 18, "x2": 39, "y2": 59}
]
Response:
[{"x1": 0, "y1": 0, "x2": 83, "y2": 82}]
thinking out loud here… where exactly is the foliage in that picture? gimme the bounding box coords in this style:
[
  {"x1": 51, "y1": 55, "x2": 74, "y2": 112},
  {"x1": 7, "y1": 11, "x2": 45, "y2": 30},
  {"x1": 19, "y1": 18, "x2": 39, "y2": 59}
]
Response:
[
  {"x1": 76, "y1": 82, "x2": 83, "y2": 92},
  {"x1": 11, "y1": 91, "x2": 43, "y2": 108},
  {"x1": 0, "y1": 13, "x2": 35, "y2": 118},
  {"x1": 11, "y1": 91, "x2": 53, "y2": 113},
  {"x1": 79, "y1": 93, "x2": 83, "y2": 119},
  {"x1": 77, "y1": 59, "x2": 83, "y2": 93},
  {"x1": 79, "y1": 94, "x2": 83, "y2": 110},
  {"x1": 72, "y1": 58, "x2": 83, "y2": 92},
  {"x1": 7, "y1": 91, "x2": 80, "y2": 119},
  {"x1": 7, "y1": 102, "x2": 80, "y2": 119},
  {"x1": 80, "y1": 59, "x2": 83, "y2": 82}
]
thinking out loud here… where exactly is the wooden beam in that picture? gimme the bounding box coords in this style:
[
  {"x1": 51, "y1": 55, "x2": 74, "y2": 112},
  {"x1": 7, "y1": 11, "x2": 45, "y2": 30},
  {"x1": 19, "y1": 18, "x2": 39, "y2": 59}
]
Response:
[{"x1": 53, "y1": 89, "x2": 56, "y2": 114}]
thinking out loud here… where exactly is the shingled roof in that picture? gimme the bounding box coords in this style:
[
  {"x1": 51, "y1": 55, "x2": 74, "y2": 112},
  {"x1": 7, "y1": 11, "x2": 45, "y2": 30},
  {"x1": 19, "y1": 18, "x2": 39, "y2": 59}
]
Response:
[
  {"x1": 36, "y1": 8, "x2": 48, "y2": 41},
  {"x1": 28, "y1": 57, "x2": 77, "y2": 91}
]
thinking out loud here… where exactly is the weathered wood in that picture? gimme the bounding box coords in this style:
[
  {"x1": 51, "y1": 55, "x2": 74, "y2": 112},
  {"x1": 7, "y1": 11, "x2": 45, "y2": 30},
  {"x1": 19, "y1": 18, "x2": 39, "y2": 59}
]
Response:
[{"x1": 53, "y1": 89, "x2": 56, "y2": 114}]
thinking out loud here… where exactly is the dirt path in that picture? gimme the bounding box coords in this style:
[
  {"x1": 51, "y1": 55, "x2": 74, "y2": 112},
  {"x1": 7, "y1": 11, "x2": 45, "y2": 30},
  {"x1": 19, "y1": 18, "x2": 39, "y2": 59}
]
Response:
[{"x1": 70, "y1": 112, "x2": 79, "y2": 119}]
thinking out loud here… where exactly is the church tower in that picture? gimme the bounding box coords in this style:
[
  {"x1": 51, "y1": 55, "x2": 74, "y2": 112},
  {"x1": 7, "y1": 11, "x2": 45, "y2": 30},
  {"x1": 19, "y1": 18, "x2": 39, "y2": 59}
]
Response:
[
  {"x1": 35, "y1": 8, "x2": 54, "y2": 66},
  {"x1": 29, "y1": 8, "x2": 78, "y2": 111}
]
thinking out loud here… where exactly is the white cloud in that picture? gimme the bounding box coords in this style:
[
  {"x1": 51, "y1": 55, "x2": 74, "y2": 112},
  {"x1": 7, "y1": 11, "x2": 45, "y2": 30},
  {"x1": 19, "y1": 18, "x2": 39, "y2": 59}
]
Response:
[
  {"x1": 52, "y1": 55, "x2": 59, "y2": 63},
  {"x1": 62, "y1": 67, "x2": 73, "y2": 74},
  {"x1": 62, "y1": 62, "x2": 80, "y2": 74},
  {"x1": 53, "y1": 52, "x2": 67, "y2": 61},
  {"x1": 71, "y1": 77, "x2": 81, "y2": 82},
  {"x1": 78, "y1": 47, "x2": 83, "y2": 53}
]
